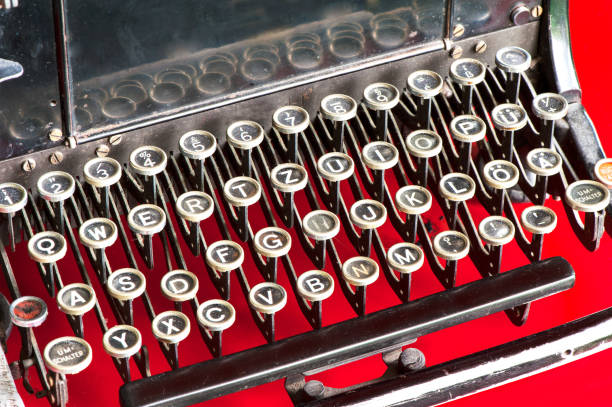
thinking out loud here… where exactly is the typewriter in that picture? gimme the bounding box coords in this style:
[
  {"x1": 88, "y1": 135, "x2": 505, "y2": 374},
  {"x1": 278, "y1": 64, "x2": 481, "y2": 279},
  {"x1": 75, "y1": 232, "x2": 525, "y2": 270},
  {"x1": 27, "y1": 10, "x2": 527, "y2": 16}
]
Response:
[{"x1": 0, "y1": 0, "x2": 611, "y2": 406}]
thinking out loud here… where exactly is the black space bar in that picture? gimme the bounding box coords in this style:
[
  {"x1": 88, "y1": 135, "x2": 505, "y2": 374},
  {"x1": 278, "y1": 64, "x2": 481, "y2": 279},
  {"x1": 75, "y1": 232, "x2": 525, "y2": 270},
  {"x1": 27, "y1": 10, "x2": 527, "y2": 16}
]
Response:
[{"x1": 120, "y1": 257, "x2": 574, "y2": 407}]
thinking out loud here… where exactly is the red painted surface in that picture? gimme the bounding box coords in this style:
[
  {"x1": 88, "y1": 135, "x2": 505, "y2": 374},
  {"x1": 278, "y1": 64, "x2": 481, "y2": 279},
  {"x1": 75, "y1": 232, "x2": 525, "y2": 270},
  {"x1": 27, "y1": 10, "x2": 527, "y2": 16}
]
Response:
[{"x1": 3, "y1": 2, "x2": 612, "y2": 406}]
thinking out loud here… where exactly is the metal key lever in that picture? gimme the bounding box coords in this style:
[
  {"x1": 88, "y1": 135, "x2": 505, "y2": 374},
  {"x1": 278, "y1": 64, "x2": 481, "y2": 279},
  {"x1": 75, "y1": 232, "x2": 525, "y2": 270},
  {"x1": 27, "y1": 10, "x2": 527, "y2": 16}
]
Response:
[
  {"x1": 305, "y1": 304, "x2": 612, "y2": 407},
  {"x1": 119, "y1": 256, "x2": 575, "y2": 407}
]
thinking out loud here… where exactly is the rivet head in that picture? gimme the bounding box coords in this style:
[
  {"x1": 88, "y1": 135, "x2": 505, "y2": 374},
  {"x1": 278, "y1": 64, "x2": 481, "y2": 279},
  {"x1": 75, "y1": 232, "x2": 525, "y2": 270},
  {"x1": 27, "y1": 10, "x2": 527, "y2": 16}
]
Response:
[
  {"x1": 48, "y1": 128, "x2": 63, "y2": 142},
  {"x1": 22, "y1": 158, "x2": 36, "y2": 172},
  {"x1": 109, "y1": 134, "x2": 122, "y2": 145},
  {"x1": 475, "y1": 40, "x2": 487, "y2": 54},
  {"x1": 96, "y1": 145, "x2": 110, "y2": 157},
  {"x1": 531, "y1": 5, "x2": 543, "y2": 18},
  {"x1": 49, "y1": 152, "x2": 64, "y2": 165},
  {"x1": 453, "y1": 24, "x2": 465, "y2": 38},
  {"x1": 450, "y1": 46, "x2": 463, "y2": 59}
]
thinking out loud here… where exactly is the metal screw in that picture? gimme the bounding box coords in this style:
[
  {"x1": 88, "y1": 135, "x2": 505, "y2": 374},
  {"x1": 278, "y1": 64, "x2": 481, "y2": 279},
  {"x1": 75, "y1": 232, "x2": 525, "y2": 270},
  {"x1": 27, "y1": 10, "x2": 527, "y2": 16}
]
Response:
[
  {"x1": 453, "y1": 24, "x2": 465, "y2": 38},
  {"x1": 109, "y1": 134, "x2": 122, "y2": 145},
  {"x1": 474, "y1": 40, "x2": 487, "y2": 54},
  {"x1": 22, "y1": 158, "x2": 36, "y2": 172},
  {"x1": 48, "y1": 128, "x2": 63, "y2": 142},
  {"x1": 531, "y1": 5, "x2": 543, "y2": 18},
  {"x1": 49, "y1": 152, "x2": 64, "y2": 165},
  {"x1": 96, "y1": 144, "x2": 110, "y2": 157},
  {"x1": 450, "y1": 46, "x2": 463, "y2": 59}
]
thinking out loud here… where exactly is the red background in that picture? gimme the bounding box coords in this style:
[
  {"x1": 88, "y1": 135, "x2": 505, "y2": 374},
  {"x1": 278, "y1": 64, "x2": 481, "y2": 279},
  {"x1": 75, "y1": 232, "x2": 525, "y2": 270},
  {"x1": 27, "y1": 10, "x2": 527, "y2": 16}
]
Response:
[{"x1": 4, "y1": 1, "x2": 612, "y2": 406}]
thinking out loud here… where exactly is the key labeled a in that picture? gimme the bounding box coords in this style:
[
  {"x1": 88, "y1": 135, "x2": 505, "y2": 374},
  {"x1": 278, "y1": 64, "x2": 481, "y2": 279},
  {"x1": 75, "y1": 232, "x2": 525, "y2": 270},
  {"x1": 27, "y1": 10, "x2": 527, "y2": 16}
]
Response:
[{"x1": 57, "y1": 283, "x2": 96, "y2": 316}]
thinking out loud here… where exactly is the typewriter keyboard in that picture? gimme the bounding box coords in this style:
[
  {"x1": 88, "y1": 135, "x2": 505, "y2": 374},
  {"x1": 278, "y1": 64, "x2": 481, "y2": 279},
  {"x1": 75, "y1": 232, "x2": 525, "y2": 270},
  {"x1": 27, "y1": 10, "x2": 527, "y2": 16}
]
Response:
[{"x1": 0, "y1": 46, "x2": 609, "y2": 407}]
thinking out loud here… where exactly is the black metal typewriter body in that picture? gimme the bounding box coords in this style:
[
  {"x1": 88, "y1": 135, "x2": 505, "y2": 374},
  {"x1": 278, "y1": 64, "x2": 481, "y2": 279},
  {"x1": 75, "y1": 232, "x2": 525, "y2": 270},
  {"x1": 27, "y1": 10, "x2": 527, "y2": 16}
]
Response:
[{"x1": 0, "y1": 0, "x2": 610, "y2": 406}]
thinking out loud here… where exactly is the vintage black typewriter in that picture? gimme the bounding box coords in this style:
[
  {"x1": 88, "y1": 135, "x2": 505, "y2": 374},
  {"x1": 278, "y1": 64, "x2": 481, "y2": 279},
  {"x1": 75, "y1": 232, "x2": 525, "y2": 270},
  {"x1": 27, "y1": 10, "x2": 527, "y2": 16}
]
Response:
[{"x1": 0, "y1": 0, "x2": 611, "y2": 406}]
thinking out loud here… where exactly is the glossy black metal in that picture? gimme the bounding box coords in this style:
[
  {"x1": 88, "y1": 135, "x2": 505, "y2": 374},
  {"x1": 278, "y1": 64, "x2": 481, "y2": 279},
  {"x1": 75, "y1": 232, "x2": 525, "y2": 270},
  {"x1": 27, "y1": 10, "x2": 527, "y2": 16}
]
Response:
[
  {"x1": 305, "y1": 303, "x2": 612, "y2": 407},
  {"x1": 119, "y1": 257, "x2": 575, "y2": 407}
]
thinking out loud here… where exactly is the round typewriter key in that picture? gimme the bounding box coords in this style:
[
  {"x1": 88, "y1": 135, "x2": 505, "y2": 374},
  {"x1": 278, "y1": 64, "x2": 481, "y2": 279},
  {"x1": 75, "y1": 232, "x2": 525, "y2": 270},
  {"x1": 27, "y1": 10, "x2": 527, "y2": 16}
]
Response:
[
  {"x1": 449, "y1": 58, "x2": 486, "y2": 86},
  {"x1": 433, "y1": 230, "x2": 470, "y2": 260},
  {"x1": 223, "y1": 176, "x2": 261, "y2": 207},
  {"x1": 272, "y1": 105, "x2": 310, "y2": 134},
  {"x1": 405, "y1": 130, "x2": 442, "y2": 158},
  {"x1": 79, "y1": 218, "x2": 118, "y2": 249},
  {"x1": 179, "y1": 130, "x2": 217, "y2": 160},
  {"x1": 175, "y1": 191, "x2": 214, "y2": 223},
  {"x1": 226, "y1": 120, "x2": 264, "y2": 150},
  {"x1": 248, "y1": 282, "x2": 287, "y2": 314},
  {"x1": 495, "y1": 46, "x2": 531, "y2": 73},
  {"x1": 83, "y1": 157, "x2": 122, "y2": 188},
  {"x1": 482, "y1": 160, "x2": 519, "y2": 190},
  {"x1": 44, "y1": 336, "x2": 92, "y2": 375},
  {"x1": 57, "y1": 283, "x2": 96, "y2": 316},
  {"x1": 254, "y1": 227, "x2": 291, "y2": 258},
  {"x1": 565, "y1": 180, "x2": 610, "y2": 212},
  {"x1": 449, "y1": 115, "x2": 486, "y2": 143},
  {"x1": 532, "y1": 93, "x2": 568, "y2": 121},
  {"x1": 103, "y1": 325, "x2": 142, "y2": 359},
  {"x1": 491, "y1": 103, "x2": 528, "y2": 131},
  {"x1": 594, "y1": 158, "x2": 612, "y2": 188},
  {"x1": 350, "y1": 199, "x2": 387, "y2": 229},
  {"x1": 297, "y1": 270, "x2": 334, "y2": 302},
  {"x1": 342, "y1": 257, "x2": 379, "y2": 286},
  {"x1": 439, "y1": 173, "x2": 476, "y2": 201},
  {"x1": 127, "y1": 204, "x2": 166, "y2": 235},
  {"x1": 317, "y1": 152, "x2": 354, "y2": 182},
  {"x1": 206, "y1": 240, "x2": 244, "y2": 272},
  {"x1": 152, "y1": 311, "x2": 191, "y2": 344},
  {"x1": 395, "y1": 185, "x2": 432, "y2": 215},
  {"x1": 197, "y1": 299, "x2": 236, "y2": 331},
  {"x1": 478, "y1": 216, "x2": 515, "y2": 246},
  {"x1": 271, "y1": 163, "x2": 308, "y2": 193},
  {"x1": 361, "y1": 141, "x2": 399, "y2": 170},
  {"x1": 37, "y1": 171, "x2": 75, "y2": 202},
  {"x1": 9, "y1": 296, "x2": 48, "y2": 328},
  {"x1": 0, "y1": 182, "x2": 27, "y2": 213},
  {"x1": 387, "y1": 242, "x2": 424, "y2": 273},
  {"x1": 407, "y1": 70, "x2": 443, "y2": 99},
  {"x1": 320, "y1": 94, "x2": 358, "y2": 122},
  {"x1": 129, "y1": 145, "x2": 167, "y2": 176},
  {"x1": 106, "y1": 268, "x2": 146, "y2": 301},
  {"x1": 302, "y1": 210, "x2": 340, "y2": 240},
  {"x1": 521, "y1": 205, "x2": 557, "y2": 234},
  {"x1": 160, "y1": 270, "x2": 199, "y2": 302},
  {"x1": 28, "y1": 231, "x2": 67, "y2": 263},
  {"x1": 363, "y1": 82, "x2": 400, "y2": 111},
  {"x1": 526, "y1": 148, "x2": 562, "y2": 176}
]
